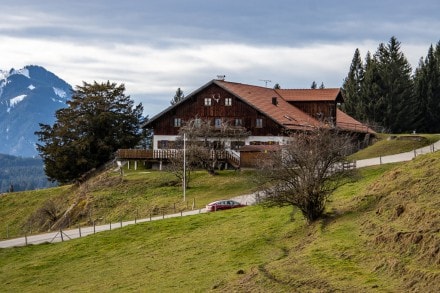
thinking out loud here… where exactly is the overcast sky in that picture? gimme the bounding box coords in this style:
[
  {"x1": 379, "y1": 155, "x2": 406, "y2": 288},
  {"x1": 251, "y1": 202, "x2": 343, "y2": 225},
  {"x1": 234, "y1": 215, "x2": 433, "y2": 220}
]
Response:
[{"x1": 1, "y1": 0, "x2": 439, "y2": 116}]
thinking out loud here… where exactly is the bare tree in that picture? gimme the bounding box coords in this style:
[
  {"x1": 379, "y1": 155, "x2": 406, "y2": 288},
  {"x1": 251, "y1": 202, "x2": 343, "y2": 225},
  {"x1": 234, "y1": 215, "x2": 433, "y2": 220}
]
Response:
[
  {"x1": 257, "y1": 127, "x2": 357, "y2": 224},
  {"x1": 177, "y1": 118, "x2": 249, "y2": 175},
  {"x1": 166, "y1": 117, "x2": 248, "y2": 190},
  {"x1": 165, "y1": 149, "x2": 192, "y2": 188}
]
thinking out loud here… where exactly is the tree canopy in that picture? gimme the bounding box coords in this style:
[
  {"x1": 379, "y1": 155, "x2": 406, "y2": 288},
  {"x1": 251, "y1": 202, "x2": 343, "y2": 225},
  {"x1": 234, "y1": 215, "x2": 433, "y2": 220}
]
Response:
[
  {"x1": 36, "y1": 81, "x2": 144, "y2": 183},
  {"x1": 170, "y1": 87, "x2": 185, "y2": 105},
  {"x1": 342, "y1": 37, "x2": 440, "y2": 133}
]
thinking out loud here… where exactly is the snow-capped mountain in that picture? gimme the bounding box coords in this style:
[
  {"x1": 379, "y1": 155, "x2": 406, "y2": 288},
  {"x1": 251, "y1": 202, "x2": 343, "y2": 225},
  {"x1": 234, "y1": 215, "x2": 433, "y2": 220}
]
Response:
[{"x1": 0, "y1": 65, "x2": 72, "y2": 157}]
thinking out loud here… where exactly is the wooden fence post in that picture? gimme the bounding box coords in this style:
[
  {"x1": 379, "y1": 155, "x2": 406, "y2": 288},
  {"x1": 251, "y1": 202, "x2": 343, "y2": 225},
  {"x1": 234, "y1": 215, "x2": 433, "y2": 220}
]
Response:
[
  {"x1": 60, "y1": 229, "x2": 64, "y2": 242},
  {"x1": 93, "y1": 221, "x2": 96, "y2": 234},
  {"x1": 25, "y1": 233, "x2": 28, "y2": 246},
  {"x1": 78, "y1": 225, "x2": 82, "y2": 237}
]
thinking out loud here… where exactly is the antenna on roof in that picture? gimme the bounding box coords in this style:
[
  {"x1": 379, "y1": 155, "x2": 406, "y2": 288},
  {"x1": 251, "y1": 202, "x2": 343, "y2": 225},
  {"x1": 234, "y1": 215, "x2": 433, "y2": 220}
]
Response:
[
  {"x1": 259, "y1": 79, "x2": 272, "y2": 87},
  {"x1": 216, "y1": 75, "x2": 226, "y2": 81}
]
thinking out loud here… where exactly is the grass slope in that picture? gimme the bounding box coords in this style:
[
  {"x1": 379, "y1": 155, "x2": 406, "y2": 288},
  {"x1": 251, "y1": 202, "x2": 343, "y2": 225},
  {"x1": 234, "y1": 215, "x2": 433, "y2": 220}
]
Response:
[
  {"x1": 0, "y1": 169, "x2": 256, "y2": 239},
  {"x1": 1, "y1": 152, "x2": 439, "y2": 292},
  {"x1": 349, "y1": 133, "x2": 440, "y2": 160}
]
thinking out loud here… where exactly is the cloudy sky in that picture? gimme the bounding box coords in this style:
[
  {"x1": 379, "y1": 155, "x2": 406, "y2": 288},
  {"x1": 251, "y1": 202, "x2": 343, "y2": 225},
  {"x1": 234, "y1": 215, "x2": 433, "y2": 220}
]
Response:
[{"x1": 1, "y1": 0, "x2": 439, "y2": 117}]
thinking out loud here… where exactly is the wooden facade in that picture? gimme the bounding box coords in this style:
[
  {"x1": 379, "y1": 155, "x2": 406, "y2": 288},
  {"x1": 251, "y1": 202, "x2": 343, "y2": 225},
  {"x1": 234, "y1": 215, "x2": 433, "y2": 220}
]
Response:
[
  {"x1": 141, "y1": 79, "x2": 374, "y2": 168},
  {"x1": 151, "y1": 83, "x2": 284, "y2": 137}
]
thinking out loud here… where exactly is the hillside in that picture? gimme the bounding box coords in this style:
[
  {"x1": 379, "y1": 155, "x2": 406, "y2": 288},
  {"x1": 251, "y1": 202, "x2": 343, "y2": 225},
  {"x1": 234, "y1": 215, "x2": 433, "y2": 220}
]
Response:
[
  {"x1": 0, "y1": 167, "x2": 257, "y2": 238},
  {"x1": 349, "y1": 133, "x2": 440, "y2": 160},
  {"x1": 0, "y1": 151, "x2": 439, "y2": 291}
]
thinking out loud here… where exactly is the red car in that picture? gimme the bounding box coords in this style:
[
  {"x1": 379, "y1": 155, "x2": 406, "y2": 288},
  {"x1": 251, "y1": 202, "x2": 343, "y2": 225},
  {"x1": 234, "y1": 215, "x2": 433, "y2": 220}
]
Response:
[{"x1": 206, "y1": 200, "x2": 246, "y2": 212}]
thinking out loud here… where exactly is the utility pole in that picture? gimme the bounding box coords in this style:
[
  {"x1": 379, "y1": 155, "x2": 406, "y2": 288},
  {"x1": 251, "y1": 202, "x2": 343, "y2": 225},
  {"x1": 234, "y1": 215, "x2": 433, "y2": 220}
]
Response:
[{"x1": 183, "y1": 133, "x2": 186, "y2": 202}]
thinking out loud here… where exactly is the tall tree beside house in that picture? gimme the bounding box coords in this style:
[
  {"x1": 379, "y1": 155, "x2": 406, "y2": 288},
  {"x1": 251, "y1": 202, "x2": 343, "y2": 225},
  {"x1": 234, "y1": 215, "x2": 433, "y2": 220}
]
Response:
[
  {"x1": 342, "y1": 48, "x2": 365, "y2": 121},
  {"x1": 372, "y1": 37, "x2": 414, "y2": 133},
  {"x1": 36, "y1": 81, "x2": 144, "y2": 183},
  {"x1": 310, "y1": 81, "x2": 317, "y2": 89},
  {"x1": 344, "y1": 37, "x2": 414, "y2": 132},
  {"x1": 170, "y1": 87, "x2": 185, "y2": 105},
  {"x1": 412, "y1": 42, "x2": 440, "y2": 133}
]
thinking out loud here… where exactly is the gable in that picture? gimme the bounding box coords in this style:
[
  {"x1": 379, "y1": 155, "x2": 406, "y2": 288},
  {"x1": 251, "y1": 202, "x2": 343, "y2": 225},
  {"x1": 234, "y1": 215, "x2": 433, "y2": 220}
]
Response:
[{"x1": 144, "y1": 79, "x2": 373, "y2": 135}]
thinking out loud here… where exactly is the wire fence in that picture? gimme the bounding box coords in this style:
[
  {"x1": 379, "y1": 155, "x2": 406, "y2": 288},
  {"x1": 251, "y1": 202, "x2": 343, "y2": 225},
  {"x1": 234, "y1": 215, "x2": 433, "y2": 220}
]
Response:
[
  {"x1": 0, "y1": 200, "x2": 207, "y2": 248},
  {"x1": 356, "y1": 141, "x2": 438, "y2": 168}
]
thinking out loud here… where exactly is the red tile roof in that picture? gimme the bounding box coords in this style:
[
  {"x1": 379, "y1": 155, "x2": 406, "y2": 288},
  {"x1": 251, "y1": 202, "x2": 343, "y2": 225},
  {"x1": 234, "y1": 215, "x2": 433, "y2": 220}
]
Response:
[
  {"x1": 215, "y1": 80, "x2": 321, "y2": 130},
  {"x1": 276, "y1": 88, "x2": 343, "y2": 102},
  {"x1": 145, "y1": 79, "x2": 373, "y2": 134},
  {"x1": 336, "y1": 109, "x2": 375, "y2": 133},
  {"x1": 216, "y1": 80, "x2": 373, "y2": 134}
]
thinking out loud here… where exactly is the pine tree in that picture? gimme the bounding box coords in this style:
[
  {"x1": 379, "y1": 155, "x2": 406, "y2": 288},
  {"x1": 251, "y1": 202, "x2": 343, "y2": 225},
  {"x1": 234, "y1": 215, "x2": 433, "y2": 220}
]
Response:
[
  {"x1": 319, "y1": 82, "x2": 325, "y2": 89},
  {"x1": 342, "y1": 48, "x2": 364, "y2": 120},
  {"x1": 36, "y1": 81, "x2": 144, "y2": 183},
  {"x1": 413, "y1": 42, "x2": 440, "y2": 133},
  {"x1": 374, "y1": 37, "x2": 414, "y2": 132},
  {"x1": 360, "y1": 52, "x2": 383, "y2": 129},
  {"x1": 170, "y1": 87, "x2": 185, "y2": 105},
  {"x1": 310, "y1": 81, "x2": 317, "y2": 89}
]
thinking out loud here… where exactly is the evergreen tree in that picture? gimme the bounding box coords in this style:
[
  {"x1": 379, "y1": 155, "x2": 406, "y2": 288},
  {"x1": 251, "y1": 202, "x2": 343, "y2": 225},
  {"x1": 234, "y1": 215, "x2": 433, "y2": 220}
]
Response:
[
  {"x1": 310, "y1": 81, "x2": 317, "y2": 89},
  {"x1": 319, "y1": 82, "x2": 325, "y2": 89},
  {"x1": 170, "y1": 87, "x2": 185, "y2": 105},
  {"x1": 273, "y1": 83, "x2": 281, "y2": 89},
  {"x1": 374, "y1": 37, "x2": 414, "y2": 132},
  {"x1": 342, "y1": 48, "x2": 364, "y2": 120},
  {"x1": 361, "y1": 52, "x2": 383, "y2": 128},
  {"x1": 36, "y1": 81, "x2": 144, "y2": 183},
  {"x1": 412, "y1": 42, "x2": 440, "y2": 132}
]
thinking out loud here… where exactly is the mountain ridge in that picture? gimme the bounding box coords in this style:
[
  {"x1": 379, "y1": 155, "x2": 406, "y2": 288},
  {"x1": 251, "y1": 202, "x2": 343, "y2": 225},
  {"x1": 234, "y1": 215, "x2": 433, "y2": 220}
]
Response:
[{"x1": 0, "y1": 65, "x2": 72, "y2": 157}]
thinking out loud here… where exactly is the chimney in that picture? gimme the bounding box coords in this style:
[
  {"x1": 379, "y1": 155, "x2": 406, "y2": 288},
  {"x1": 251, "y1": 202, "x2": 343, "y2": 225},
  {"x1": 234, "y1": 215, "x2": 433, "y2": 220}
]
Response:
[{"x1": 272, "y1": 97, "x2": 278, "y2": 105}]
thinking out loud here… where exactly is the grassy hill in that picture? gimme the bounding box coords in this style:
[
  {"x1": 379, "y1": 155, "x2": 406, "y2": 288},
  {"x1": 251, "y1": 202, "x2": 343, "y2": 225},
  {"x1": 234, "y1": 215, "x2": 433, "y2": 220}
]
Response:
[
  {"x1": 349, "y1": 133, "x2": 440, "y2": 160},
  {"x1": 0, "y1": 168, "x2": 256, "y2": 239},
  {"x1": 0, "y1": 151, "x2": 439, "y2": 291}
]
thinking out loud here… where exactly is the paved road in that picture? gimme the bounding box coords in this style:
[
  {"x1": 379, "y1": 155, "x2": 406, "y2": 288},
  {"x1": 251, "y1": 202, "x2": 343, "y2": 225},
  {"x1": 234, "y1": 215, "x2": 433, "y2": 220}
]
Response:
[
  {"x1": 1, "y1": 139, "x2": 439, "y2": 249},
  {"x1": 355, "y1": 139, "x2": 440, "y2": 168},
  {"x1": 0, "y1": 208, "x2": 207, "y2": 248}
]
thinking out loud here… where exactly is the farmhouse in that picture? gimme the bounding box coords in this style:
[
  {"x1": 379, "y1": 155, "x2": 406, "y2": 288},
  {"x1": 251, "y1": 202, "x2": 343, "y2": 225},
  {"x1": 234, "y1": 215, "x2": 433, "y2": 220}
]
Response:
[{"x1": 132, "y1": 78, "x2": 374, "y2": 168}]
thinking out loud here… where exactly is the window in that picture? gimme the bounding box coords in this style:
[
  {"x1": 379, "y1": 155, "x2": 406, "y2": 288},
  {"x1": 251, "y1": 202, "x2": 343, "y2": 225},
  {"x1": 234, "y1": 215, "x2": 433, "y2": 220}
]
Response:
[
  {"x1": 225, "y1": 98, "x2": 232, "y2": 106},
  {"x1": 194, "y1": 118, "x2": 201, "y2": 128},
  {"x1": 204, "y1": 98, "x2": 212, "y2": 106},
  {"x1": 158, "y1": 140, "x2": 169, "y2": 149},
  {"x1": 256, "y1": 118, "x2": 263, "y2": 128},
  {"x1": 215, "y1": 118, "x2": 222, "y2": 128},
  {"x1": 174, "y1": 118, "x2": 182, "y2": 127},
  {"x1": 235, "y1": 118, "x2": 243, "y2": 126}
]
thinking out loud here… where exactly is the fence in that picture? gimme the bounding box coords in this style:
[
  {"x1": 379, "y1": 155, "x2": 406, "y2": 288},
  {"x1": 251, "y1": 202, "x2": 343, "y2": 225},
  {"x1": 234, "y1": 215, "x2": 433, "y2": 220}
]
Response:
[
  {"x1": 0, "y1": 199, "x2": 206, "y2": 248},
  {"x1": 355, "y1": 141, "x2": 438, "y2": 168}
]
